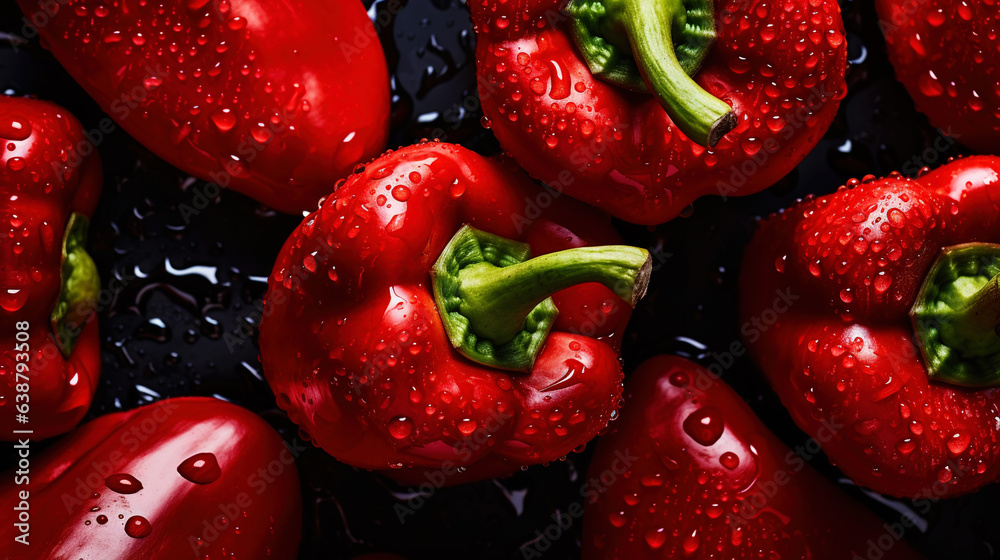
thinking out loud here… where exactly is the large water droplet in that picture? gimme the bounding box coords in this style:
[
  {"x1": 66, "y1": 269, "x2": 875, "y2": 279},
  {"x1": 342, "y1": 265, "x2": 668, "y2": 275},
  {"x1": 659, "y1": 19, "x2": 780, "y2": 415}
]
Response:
[
  {"x1": 105, "y1": 474, "x2": 143, "y2": 494},
  {"x1": 644, "y1": 527, "x2": 666, "y2": 549},
  {"x1": 0, "y1": 118, "x2": 31, "y2": 141},
  {"x1": 458, "y1": 418, "x2": 478, "y2": 435},
  {"x1": 7, "y1": 157, "x2": 26, "y2": 172},
  {"x1": 682, "y1": 407, "x2": 724, "y2": 446},
  {"x1": 1, "y1": 289, "x2": 28, "y2": 312},
  {"x1": 918, "y1": 72, "x2": 944, "y2": 97},
  {"x1": 719, "y1": 451, "x2": 740, "y2": 470},
  {"x1": 947, "y1": 433, "x2": 970, "y2": 455},
  {"x1": 682, "y1": 530, "x2": 700, "y2": 553},
  {"x1": 124, "y1": 515, "x2": 152, "y2": 538},
  {"x1": 177, "y1": 452, "x2": 222, "y2": 484},
  {"x1": 392, "y1": 185, "x2": 411, "y2": 201},
  {"x1": 389, "y1": 416, "x2": 413, "y2": 439},
  {"x1": 210, "y1": 108, "x2": 238, "y2": 132}
]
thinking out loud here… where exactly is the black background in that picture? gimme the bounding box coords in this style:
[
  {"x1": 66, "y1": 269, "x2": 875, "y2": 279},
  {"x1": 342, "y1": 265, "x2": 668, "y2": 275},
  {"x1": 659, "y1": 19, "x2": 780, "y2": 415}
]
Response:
[{"x1": 1, "y1": 0, "x2": 995, "y2": 558}]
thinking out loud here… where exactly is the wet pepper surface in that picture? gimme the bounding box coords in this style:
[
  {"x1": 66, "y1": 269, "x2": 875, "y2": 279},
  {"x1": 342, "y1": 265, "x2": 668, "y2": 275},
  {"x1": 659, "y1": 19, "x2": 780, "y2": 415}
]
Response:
[{"x1": 2, "y1": 0, "x2": 998, "y2": 558}]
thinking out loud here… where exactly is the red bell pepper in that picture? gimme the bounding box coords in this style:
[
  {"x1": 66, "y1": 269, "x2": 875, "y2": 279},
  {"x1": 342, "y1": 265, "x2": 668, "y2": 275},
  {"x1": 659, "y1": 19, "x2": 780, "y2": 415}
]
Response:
[
  {"x1": 582, "y1": 356, "x2": 923, "y2": 559},
  {"x1": 468, "y1": 0, "x2": 848, "y2": 225},
  {"x1": 1, "y1": 95, "x2": 102, "y2": 441},
  {"x1": 876, "y1": 0, "x2": 999, "y2": 153},
  {"x1": 0, "y1": 397, "x2": 302, "y2": 559},
  {"x1": 16, "y1": 0, "x2": 390, "y2": 214},
  {"x1": 259, "y1": 142, "x2": 651, "y2": 483},
  {"x1": 741, "y1": 156, "x2": 1000, "y2": 498}
]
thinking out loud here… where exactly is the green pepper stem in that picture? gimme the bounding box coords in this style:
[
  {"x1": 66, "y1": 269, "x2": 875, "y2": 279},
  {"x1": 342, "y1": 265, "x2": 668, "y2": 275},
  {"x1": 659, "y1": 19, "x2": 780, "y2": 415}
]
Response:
[
  {"x1": 459, "y1": 245, "x2": 651, "y2": 344},
  {"x1": 432, "y1": 226, "x2": 652, "y2": 371},
  {"x1": 50, "y1": 213, "x2": 100, "y2": 357},
  {"x1": 621, "y1": 0, "x2": 736, "y2": 146},
  {"x1": 910, "y1": 243, "x2": 1000, "y2": 387},
  {"x1": 939, "y1": 272, "x2": 1000, "y2": 349}
]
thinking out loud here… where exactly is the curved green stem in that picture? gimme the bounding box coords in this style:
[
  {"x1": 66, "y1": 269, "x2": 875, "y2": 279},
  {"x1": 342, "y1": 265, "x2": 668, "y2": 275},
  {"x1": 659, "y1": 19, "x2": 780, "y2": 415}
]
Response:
[
  {"x1": 459, "y1": 245, "x2": 651, "y2": 343},
  {"x1": 432, "y1": 226, "x2": 651, "y2": 371},
  {"x1": 566, "y1": 0, "x2": 736, "y2": 146}
]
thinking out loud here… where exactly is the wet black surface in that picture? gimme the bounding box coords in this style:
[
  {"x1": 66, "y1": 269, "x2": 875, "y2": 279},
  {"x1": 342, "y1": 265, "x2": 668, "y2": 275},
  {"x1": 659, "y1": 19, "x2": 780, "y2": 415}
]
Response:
[{"x1": 2, "y1": 0, "x2": 997, "y2": 558}]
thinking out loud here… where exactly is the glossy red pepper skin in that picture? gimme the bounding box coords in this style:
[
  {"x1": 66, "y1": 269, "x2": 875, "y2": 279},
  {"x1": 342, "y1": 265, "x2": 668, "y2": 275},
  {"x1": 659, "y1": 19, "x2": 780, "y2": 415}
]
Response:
[
  {"x1": 583, "y1": 356, "x2": 924, "y2": 560},
  {"x1": 741, "y1": 156, "x2": 1000, "y2": 498},
  {"x1": 875, "y1": 0, "x2": 999, "y2": 154},
  {"x1": 0, "y1": 397, "x2": 302, "y2": 559},
  {"x1": 259, "y1": 142, "x2": 632, "y2": 483},
  {"x1": 16, "y1": 0, "x2": 390, "y2": 214},
  {"x1": 468, "y1": 0, "x2": 848, "y2": 225},
  {"x1": 0, "y1": 96, "x2": 102, "y2": 441}
]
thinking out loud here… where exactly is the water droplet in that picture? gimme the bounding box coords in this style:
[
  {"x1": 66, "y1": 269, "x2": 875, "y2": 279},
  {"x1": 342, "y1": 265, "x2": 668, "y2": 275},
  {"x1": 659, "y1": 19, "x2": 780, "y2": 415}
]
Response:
[
  {"x1": 546, "y1": 60, "x2": 571, "y2": 100},
  {"x1": 105, "y1": 474, "x2": 143, "y2": 494},
  {"x1": 682, "y1": 407, "x2": 724, "y2": 446},
  {"x1": 937, "y1": 466, "x2": 953, "y2": 483},
  {"x1": 896, "y1": 438, "x2": 917, "y2": 454},
  {"x1": 682, "y1": 530, "x2": 700, "y2": 553},
  {"x1": 926, "y1": 10, "x2": 945, "y2": 26},
  {"x1": 210, "y1": 108, "x2": 237, "y2": 132},
  {"x1": 177, "y1": 452, "x2": 222, "y2": 484},
  {"x1": 392, "y1": 185, "x2": 411, "y2": 201},
  {"x1": 874, "y1": 273, "x2": 892, "y2": 294},
  {"x1": 608, "y1": 511, "x2": 626, "y2": 527},
  {"x1": 251, "y1": 126, "x2": 273, "y2": 143},
  {"x1": 644, "y1": 528, "x2": 666, "y2": 549},
  {"x1": 740, "y1": 136, "x2": 762, "y2": 156},
  {"x1": 124, "y1": 516, "x2": 152, "y2": 538},
  {"x1": 1, "y1": 289, "x2": 28, "y2": 312},
  {"x1": 947, "y1": 433, "x2": 970, "y2": 455},
  {"x1": 7, "y1": 157, "x2": 26, "y2": 172},
  {"x1": 0, "y1": 118, "x2": 31, "y2": 141},
  {"x1": 808, "y1": 260, "x2": 821, "y2": 277},
  {"x1": 887, "y1": 208, "x2": 906, "y2": 227},
  {"x1": 389, "y1": 416, "x2": 413, "y2": 439},
  {"x1": 458, "y1": 419, "x2": 478, "y2": 435},
  {"x1": 719, "y1": 451, "x2": 740, "y2": 469},
  {"x1": 918, "y1": 71, "x2": 944, "y2": 97}
]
